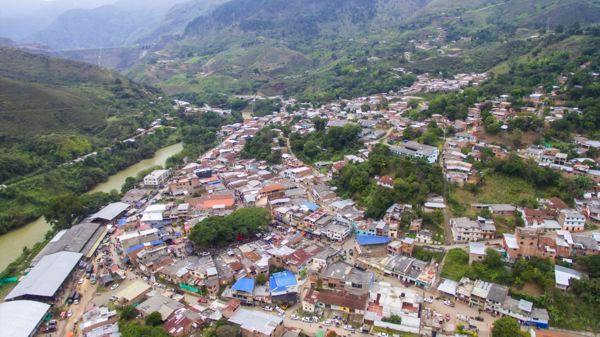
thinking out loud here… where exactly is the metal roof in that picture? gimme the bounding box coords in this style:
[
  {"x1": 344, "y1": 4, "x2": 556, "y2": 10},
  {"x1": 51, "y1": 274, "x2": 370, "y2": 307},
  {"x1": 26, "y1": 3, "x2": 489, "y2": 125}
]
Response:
[
  {"x1": 356, "y1": 235, "x2": 390, "y2": 246},
  {"x1": 229, "y1": 308, "x2": 283, "y2": 335},
  {"x1": 232, "y1": 278, "x2": 255, "y2": 293},
  {"x1": 6, "y1": 251, "x2": 82, "y2": 300},
  {"x1": 90, "y1": 202, "x2": 130, "y2": 221},
  {"x1": 269, "y1": 270, "x2": 297, "y2": 294},
  {"x1": 0, "y1": 300, "x2": 50, "y2": 337}
]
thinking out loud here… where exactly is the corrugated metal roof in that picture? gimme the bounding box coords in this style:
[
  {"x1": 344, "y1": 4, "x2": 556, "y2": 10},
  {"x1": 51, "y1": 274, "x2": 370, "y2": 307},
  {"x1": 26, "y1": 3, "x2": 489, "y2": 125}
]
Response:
[
  {"x1": 0, "y1": 300, "x2": 50, "y2": 337},
  {"x1": 6, "y1": 251, "x2": 82, "y2": 300}
]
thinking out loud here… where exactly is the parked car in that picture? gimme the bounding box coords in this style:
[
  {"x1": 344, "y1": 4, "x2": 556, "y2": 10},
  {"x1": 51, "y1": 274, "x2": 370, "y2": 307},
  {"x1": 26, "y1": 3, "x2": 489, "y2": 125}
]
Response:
[
  {"x1": 290, "y1": 314, "x2": 299, "y2": 320},
  {"x1": 110, "y1": 283, "x2": 120, "y2": 291},
  {"x1": 424, "y1": 297, "x2": 433, "y2": 304},
  {"x1": 443, "y1": 300, "x2": 455, "y2": 307},
  {"x1": 377, "y1": 333, "x2": 388, "y2": 337},
  {"x1": 263, "y1": 305, "x2": 273, "y2": 311},
  {"x1": 302, "y1": 317, "x2": 311, "y2": 322},
  {"x1": 344, "y1": 325, "x2": 355, "y2": 332}
]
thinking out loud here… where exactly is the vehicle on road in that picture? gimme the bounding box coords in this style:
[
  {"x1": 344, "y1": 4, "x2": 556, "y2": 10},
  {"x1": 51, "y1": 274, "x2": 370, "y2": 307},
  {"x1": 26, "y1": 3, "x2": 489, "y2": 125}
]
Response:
[
  {"x1": 291, "y1": 314, "x2": 298, "y2": 320},
  {"x1": 110, "y1": 283, "x2": 120, "y2": 290},
  {"x1": 67, "y1": 310, "x2": 73, "y2": 318},
  {"x1": 344, "y1": 325, "x2": 355, "y2": 332},
  {"x1": 377, "y1": 333, "x2": 388, "y2": 337},
  {"x1": 263, "y1": 305, "x2": 273, "y2": 311},
  {"x1": 443, "y1": 300, "x2": 455, "y2": 307},
  {"x1": 424, "y1": 297, "x2": 433, "y2": 304},
  {"x1": 302, "y1": 317, "x2": 311, "y2": 322}
]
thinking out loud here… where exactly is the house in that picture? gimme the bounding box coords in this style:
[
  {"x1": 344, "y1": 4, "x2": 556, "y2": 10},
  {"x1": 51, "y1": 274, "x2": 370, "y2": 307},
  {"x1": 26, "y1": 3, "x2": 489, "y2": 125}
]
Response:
[
  {"x1": 387, "y1": 238, "x2": 415, "y2": 256},
  {"x1": 377, "y1": 176, "x2": 394, "y2": 189},
  {"x1": 144, "y1": 169, "x2": 171, "y2": 188},
  {"x1": 554, "y1": 265, "x2": 582, "y2": 290},
  {"x1": 323, "y1": 223, "x2": 352, "y2": 242},
  {"x1": 450, "y1": 217, "x2": 496, "y2": 242},
  {"x1": 230, "y1": 278, "x2": 256, "y2": 305},
  {"x1": 302, "y1": 289, "x2": 369, "y2": 316},
  {"x1": 558, "y1": 210, "x2": 586, "y2": 232},
  {"x1": 163, "y1": 308, "x2": 205, "y2": 336},
  {"x1": 468, "y1": 242, "x2": 487, "y2": 264},
  {"x1": 354, "y1": 235, "x2": 391, "y2": 257},
  {"x1": 321, "y1": 262, "x2": 374, "y2": 295},
  {"x1": 269, "y1": 271, "x2": 298, "y2": 305}
]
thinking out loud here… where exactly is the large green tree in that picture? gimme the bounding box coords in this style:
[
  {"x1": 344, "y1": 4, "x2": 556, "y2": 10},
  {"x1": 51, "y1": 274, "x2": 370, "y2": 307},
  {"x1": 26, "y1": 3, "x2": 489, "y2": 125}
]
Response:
[{"x1": 491, "y1": 317, "x2": 526, "y2": 337}]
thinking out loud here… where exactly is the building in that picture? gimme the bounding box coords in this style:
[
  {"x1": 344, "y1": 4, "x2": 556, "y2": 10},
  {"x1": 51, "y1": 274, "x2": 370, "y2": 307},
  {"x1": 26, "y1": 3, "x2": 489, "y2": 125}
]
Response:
[
  {"x1": 0, "y1": 300, "x2": 50, "y2": 337},
  {"x1": 269, "y1": 271, "x2": 298, "y2": 305},
  {"x1": 306, "y1": 289, "x2": 369, "y2": 316},
  {"x1": 468, "y1": 242, "x2": 487, "y2": 264},
  {"x1": 554, "y1": 265, "x2": 582, "y2": 290},
  {"x1": 228, "y1": 308, "x2": 284, "y2": 337},
  {"x1": 89, "y1": 202, "x2": 130, "y2": 224},
  {"x1": 137, "y1": 294, "x2": 185, "y2": 319},
  {"x1": 115, "y1": 280, "x2": 152, "y2": 305},
  {"x1": 79, "y1": 306, "x2": 118, "y2": 335},
  {"x1": 323, "y1": 223, "x2": 352, "y2": 241},
  {"x1": 321, "y1": 262, "x2": 373, "y2": 295},
  {"x1": 6, "y1": 251, "x2": 82, "y2": 302},
  {"x1": 231, "y1": 278, "x2": 256, "y2": 305},
  {"x1": 558, "y1": 210, "x2": 586, "y2": 232},
  {"x1": 143, "y1": 169, "x2": 171, "y2": 187},
  {"x1": 389, "y1": 141, "x2": 439, "y2": 164},
  {"x1": 354, "y1": 235, "x2": 392, "y2": 257},
  {"x1": 450, "y1": 217, "x2": 496, "y2": 243}
]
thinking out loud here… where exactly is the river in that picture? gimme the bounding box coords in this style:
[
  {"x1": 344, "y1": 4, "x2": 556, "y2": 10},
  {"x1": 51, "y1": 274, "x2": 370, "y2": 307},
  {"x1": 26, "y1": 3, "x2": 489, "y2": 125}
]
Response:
[{"x1": 0, "y1": 142, "x2": 183, "y2": 271}]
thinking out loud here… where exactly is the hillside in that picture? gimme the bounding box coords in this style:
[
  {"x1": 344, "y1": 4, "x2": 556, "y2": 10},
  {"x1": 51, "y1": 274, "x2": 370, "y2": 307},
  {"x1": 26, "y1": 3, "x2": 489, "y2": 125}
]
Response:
[
  {"x1": 0, "y1": 47, "x2": 166, "y2": 183},
  {"x1": 129, "y1": 0, "x2": 600, "y2": 102}
]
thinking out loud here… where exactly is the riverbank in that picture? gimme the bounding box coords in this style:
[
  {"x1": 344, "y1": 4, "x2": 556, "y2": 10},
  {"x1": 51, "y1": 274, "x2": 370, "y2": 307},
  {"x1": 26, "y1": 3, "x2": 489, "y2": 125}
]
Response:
[{"x1": 0, "y1": 141, "x2": 183, "y2": 272}]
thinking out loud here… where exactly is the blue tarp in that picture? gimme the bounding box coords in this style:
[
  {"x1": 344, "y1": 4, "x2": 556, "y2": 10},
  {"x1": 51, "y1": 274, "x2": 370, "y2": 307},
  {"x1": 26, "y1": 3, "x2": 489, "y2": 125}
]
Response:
[
  {"x1": 126, "y1": 240, "x2": 164, "y2": 253},
  {"x1": 303, "y1": 202, "x2": 320, "y2": 212},
  {"x1": 356, "y1": 235, "x2": 390, "y2": 246},
  {"x1": 232, "y1": 278, "x2": 255, "y2": 293},
  {"x1": 269, "y1": 270, "x2": 297, "y2": 293},
  {"x1": 117, "y1": 218, "x2": 128, "y2": 226}
]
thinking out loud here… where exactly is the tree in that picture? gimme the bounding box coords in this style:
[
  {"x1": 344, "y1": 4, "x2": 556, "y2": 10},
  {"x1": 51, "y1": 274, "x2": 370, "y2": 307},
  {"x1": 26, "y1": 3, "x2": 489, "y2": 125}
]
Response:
[
  {"x1": 120, "y1": 305, "x2": 137, "y2": 321},
  {"x1": 215, "y1": 324, "x2": 240, "y2": 337},
  {"x1": 43, "y1": 193, "x2": 84, "y2": 231},
  {"x1": 255, "y1": 273, "x2": 267, "y2": 285},
  {"x1": 382, "y1": 314, "x2": 402, "y2": 324},
  {"x1": 313, "y1": 117, "x2": 327, "y2": 131},
  {"x1": 492, "y1": 316, "x2": 524, "y2": 337},
  {"x1": 145, "y1": 312, "x2": 162, "y2": 326}
]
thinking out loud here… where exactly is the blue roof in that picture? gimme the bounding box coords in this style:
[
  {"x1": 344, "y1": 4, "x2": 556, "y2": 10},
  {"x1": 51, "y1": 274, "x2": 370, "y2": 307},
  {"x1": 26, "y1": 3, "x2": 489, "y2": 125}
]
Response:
[
  {"x1": 303, "y1": 202, "x2": 320, "y2": 212},
  {"x1": 232, "y1": 278, "x2": 255, "y2": 293},
  {"x1": 117, "y1": 218, "x2": 127, "y2": 226},
  {"x1": 127, "y1": 244, "x2": 145, "y2": 253},
  {"x1": 269, "y1": 270, "x2": 297, "y2": 293},
  {"x1": 356, "y1": 235, "x2": 391, "y2": 246}
]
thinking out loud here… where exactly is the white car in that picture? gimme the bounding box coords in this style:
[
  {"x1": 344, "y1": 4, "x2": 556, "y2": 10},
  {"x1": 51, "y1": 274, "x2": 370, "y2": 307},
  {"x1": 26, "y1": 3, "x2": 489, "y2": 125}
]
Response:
[
  {"x1": 67, "y1": 310, "x2": 73, "y2": 318},
  {"x1": 323, "y1": 320, "x2": 331, "y2": 326},
  {"x1": 344, "y1": 325, "x2": 355, "y2": 332},
  {"x1": 424, "y1": 297, "x2": 433, "y2": 304},
  {"x1": 291, "y1": 314, "x2": 299, "y2": 320},
  {"x1": 110, "y1": 283, "x2": 120, "y2": 290},
  {"x1": 302, "y1": 317, "x2": 311, "y2": 322},
  {"x1": 263, "y1": 306, "x2": 273, "y2": 311},
  {"x1": 377, "y1": 333, "x2": 389, "y2": 337}
]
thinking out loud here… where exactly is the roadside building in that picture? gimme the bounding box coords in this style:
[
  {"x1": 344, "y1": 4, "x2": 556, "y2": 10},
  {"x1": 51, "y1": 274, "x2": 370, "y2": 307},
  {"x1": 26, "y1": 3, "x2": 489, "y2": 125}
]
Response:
[{"x1": 144, "y1": 169, "x2": 171, "y2": 188}]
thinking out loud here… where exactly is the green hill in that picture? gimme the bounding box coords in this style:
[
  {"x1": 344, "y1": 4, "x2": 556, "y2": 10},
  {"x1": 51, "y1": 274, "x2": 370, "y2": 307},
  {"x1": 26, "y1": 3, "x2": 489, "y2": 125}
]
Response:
[
  {"x1": 129, "y1": 0, "x2": 600, "y2": 102},
  {"x1": 0, "y1": 47, "x2": 167, "y2": 182}
]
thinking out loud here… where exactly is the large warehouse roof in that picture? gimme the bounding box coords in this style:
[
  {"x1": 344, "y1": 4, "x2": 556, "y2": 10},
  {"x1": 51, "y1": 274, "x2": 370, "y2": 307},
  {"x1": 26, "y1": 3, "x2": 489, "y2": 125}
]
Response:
[
  {"x1": 90, "y1": 202, "x2": 130, "y2": 221},
  {"x1": 32, "y1": 221, "x2": 106, "y2": 265},
  {"x1": 0, "y1": 300, "x2": 50, "y2": 337},
  {"x1": 6, "y1": 251, "x2": 82, "y2": 301}
]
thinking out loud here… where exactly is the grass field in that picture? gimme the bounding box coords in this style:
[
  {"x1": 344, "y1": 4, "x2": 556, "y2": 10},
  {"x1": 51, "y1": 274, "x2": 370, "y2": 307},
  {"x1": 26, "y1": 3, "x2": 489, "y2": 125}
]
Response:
[
  {"x1": 440, "y1": 248, "x2": 470, "y2": 281},
  {"x1": 450, "y1": 174, "x2": 539, "y2": 216}
]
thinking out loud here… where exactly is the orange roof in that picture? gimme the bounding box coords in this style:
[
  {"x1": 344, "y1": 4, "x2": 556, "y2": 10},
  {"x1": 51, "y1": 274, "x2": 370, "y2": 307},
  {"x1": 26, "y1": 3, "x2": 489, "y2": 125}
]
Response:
[
  {"x1": 259, "y1": 184, "x2": 285, "y2": 194},
  {"x1": 201, "y1": 197, "x2": 235, "y2": 209}
]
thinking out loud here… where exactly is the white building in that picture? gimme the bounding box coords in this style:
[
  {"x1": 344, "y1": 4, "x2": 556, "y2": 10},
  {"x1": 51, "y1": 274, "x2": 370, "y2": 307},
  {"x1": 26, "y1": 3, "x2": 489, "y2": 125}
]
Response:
[
  {"x1": 558, "y1": 210, "x2": 586, "y2": 232},
  {"x1": 450, "y1": 217, "x2": 496, "y2": 243},
  {"x1": 323, "y1": 223, "x2": 352, "y2": 242},
  {"x1": 389, "y1": 141, "x2": 439, "y2": 164},
  {"x1": 143, "y1": 169, "x2": 171, "y2": 188}
]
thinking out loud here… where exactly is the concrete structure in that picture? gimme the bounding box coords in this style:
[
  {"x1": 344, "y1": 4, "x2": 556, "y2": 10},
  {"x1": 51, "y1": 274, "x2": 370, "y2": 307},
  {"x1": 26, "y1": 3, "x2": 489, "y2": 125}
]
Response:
[
  {"x1": 558, "y1": 210, "x2": 586, "y2": 232},
  {"x1": 143, "y1": 169, "x2": 171, "y2": 187},
  {"x1": 450, "y1": 217, "x2": 496, "y2": 243}
]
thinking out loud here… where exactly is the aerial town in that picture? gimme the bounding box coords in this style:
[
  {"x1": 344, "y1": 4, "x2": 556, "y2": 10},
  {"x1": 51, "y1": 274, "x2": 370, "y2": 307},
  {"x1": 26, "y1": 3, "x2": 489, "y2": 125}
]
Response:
[{"x1": 2, "y1": 66, "x2": 599, "y2": 337}]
